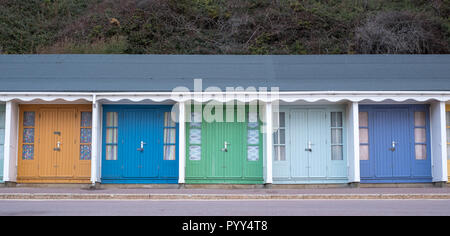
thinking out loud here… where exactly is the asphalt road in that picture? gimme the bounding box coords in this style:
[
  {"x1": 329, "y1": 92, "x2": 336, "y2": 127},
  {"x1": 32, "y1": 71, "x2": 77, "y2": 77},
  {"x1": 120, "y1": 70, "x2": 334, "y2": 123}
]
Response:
[{"x1": 0, "y1": 199, "x2": 449, "y2": 216}]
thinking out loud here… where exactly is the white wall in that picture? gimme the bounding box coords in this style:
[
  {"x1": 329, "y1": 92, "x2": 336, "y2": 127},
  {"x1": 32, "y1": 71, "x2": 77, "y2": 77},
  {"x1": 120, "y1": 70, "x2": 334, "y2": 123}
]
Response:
[
  {"x1": 91, "y1": 101, "x2": 103, "y2": 184},
  {"x1": 430, "y1": 102, "x2": 448, "y2": 182},
  {"x1": 346, "y1": 102, "x2": 360, "y2": 183},
  {"x1": 3, "y1": 101, "x2": 19, "y2": 182}
]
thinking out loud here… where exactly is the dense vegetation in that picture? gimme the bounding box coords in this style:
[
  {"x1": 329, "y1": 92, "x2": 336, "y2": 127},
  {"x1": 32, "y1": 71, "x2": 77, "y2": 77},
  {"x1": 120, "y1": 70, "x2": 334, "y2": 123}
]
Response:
[{"x1": 0, "y1": 0, "x2": 449, "y2": 54}]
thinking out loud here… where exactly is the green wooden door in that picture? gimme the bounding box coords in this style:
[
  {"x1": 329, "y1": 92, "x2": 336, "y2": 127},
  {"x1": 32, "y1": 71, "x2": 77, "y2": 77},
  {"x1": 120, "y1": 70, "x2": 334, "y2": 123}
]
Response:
[
  {"x1": 204, "y1": 121, "x2": 245, "y2": 179},
  {"x1": 185, "y1": 107, "x2": 263, "y2": 184}
]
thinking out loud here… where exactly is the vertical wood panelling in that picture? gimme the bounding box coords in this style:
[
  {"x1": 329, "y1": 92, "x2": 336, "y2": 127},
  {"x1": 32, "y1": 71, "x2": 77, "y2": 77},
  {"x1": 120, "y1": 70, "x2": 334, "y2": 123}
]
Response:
[
  {"x1": 17, "y1": 105, "x2": 92, "y2": 183},
  {"x1": 290, "y1": 109, "x2": 309, "y2": 178},
  {"x1": 38, "y1": 109, "x2": 58, "y2": 177},
  {"x1": 101, "y1": 105, "x2": 178, "y2": 183},
  {"x1": 123, "y1": 110, "x2": 140, "y2": 178},
  {"x1": 392, "y1": 109, "x2": 411, "y2": 178},
  {"x1": 308, "y1": 110, "x2": 328, "y2": 178},
  {"x1": 373, "y1": 110, "x2": 393, "y2": 178},
  {"x1": 360, "y1": 105, "x2": 432, "y2": 183},
  {"x1": 56, "y1": 108, "x2": 76, "y2": 177},
  {"x1": 277, "y1": 106, "x2": 347, "y2": 184},
  {"x1": 185, "y1": 106, "x2": 263, "y2": 184},
  {"x1": 141, "y1": 110, "x2": 160, "y2": 178}
]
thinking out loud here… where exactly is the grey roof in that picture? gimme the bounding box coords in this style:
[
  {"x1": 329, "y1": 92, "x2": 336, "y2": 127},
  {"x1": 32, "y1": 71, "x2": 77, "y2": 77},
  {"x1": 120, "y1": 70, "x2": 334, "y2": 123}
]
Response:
[{"x1": 0, "y1": 54, "x2": 449, "y2": 92}]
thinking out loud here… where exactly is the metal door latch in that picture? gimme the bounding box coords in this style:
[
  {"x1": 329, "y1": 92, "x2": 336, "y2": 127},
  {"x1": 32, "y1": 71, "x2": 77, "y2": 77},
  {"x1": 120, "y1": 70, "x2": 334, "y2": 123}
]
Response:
[
  {"x1": 137, "y1": 141, "x2": 146, "y2": 152},
  {"x1": 305, "y1": 141, "x2": 313, "y2": 152},
  {"x1": 222, "y1": 141, "x2": 230, "y2": 152},
  {"x1": 54, "y1": 141, "x2": 61, "y2": 151},
  {"x1": 389, "y1": 141, "x2": 397, "y2": 152}
]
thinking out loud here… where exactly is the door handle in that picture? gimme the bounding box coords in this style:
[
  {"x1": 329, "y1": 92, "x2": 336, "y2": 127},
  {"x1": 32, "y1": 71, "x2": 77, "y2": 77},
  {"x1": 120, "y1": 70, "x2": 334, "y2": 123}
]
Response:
[
  {"x1": 137, "y1": 141, "x2": 146, "y2": 152},
  {"x1": 305, "y1": 141, "x2": 313, "y2": 152},
  {"x1": 389, "y1": 141, "x2": 397, "y2": 152},
  {"x1": 221, "y1": 141, "x2": 230, "y2": 152},
  {"x1": 54, "y1": 141, "x2": 61, "y2": 151}
]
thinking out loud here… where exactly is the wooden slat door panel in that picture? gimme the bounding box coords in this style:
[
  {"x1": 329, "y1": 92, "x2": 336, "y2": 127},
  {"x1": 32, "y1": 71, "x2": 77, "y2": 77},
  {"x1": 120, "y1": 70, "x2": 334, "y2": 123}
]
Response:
[
  {"x1": 56, "y1": 108, "x2": 76, "y2": 178},
  {"x1": 140, "y1": 110, "x2": 160, "y2": 178},
  {"x1": 17, "y1": 105, "x2": 92, "y2": 183},
  {"x1": 122, "y1": 110, "x2": 143, "y2": 178},
  {"x1": 38, "y1": 109, "x2": 58, "y2": 178},
  {"x1": 205, "y1": 121, "x2": 225, "y2": 178},
  {"x1": 391, "y1": 109, "x2": 411, "y2": 178},
  {"x1": 373, "y1": 110, "x2": 393, "y2": 178},
  {"x1": 308, "y1": 109, "x2": 328, "y2": 178},
  {"x1": 186, "y1": 106, "x2": 263, "y2": 183},
  {"x1": 290, "y1": 109, "x2": 309, "y2": 178},
  {"x1": 223, "y1": 122, "x2": 245, "y2": 179},
  {"x1": 361, "y1": 105, "x2": 432, "y2": 183}
]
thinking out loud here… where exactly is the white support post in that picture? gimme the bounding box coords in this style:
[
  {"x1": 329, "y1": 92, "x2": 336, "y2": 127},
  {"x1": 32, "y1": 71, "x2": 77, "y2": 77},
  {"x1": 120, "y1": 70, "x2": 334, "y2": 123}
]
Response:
[
  {"x1": 90, "y1": 99, "x2": 101, "y2": 185},
  {"x1": 265, "y1": 102, "x2": 273, "y2": 184},
  {"x1": 430, "y1": 101, "x2": 448, "y2": 182},
  {"x1": 347, "y1": 102, "x2": 360, "y2": 184},
  {"x1": 178, "y1": 102, "x2": 186, "y2": 184},
  {"x1": 3, "y1": 101, "x2": 19, "y2": 183}
]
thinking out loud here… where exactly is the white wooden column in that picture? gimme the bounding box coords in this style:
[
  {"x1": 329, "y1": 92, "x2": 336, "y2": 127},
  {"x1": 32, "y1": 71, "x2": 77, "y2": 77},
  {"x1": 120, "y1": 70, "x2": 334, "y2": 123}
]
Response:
[
  {"x1": 265, "y1": 102, "x2": 273, "y2": 184},
  {"x1": 178, "y1": 102, "x2": 186, "y2": 184},
  {"x1": 90, "y1": 100, "x2": 102, "y2": 184},
  {"x1": 3, "y1": 101, "x2": 19, "y2": 183},
  {"x1": 346, "y1": 102, "x2": 360, "y2": 183},
  {"x1": 430, "y1": 101, "x2": 448, "y2": 182}
]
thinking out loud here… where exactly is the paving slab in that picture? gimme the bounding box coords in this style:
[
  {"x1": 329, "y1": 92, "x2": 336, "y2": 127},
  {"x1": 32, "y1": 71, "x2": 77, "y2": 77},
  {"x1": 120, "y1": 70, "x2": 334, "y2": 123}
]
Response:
[{"x1": 0, "y1": 186, "x2": 449, "y2": 200}]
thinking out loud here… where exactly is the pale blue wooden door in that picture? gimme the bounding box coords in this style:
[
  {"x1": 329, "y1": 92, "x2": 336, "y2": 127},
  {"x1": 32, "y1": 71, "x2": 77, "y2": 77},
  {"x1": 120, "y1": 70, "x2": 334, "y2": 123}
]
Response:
[
  {"x1": 274, "y1": 107, "x2": 347, "y2": 183},
  {"x1": 290, "y1": 109, "x2": 328, "y2": 178},
  {"x1": 0, "y1": 105, "x2": 4, "y2": 182},
  {"x1": 308, "y1": 110, "x2": 328, "y2": 178},
  {"x1": 290, "y1": 109, "x2": 309, "y2": 178}
]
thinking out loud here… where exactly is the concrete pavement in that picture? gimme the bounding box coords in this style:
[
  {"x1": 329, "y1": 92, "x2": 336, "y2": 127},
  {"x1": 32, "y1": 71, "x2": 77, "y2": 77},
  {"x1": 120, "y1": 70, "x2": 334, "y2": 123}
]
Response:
[{"x1": 0, "y1": 186, "x2": 449, "y2": 200}]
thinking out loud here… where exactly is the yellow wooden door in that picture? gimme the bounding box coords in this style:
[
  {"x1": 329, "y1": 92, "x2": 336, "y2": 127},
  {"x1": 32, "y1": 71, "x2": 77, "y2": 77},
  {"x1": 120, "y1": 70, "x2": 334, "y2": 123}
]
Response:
[
  {"x1": 18, "y1": 105, "x2": 92, "y2": 183},
  {"x1": 38, "y1": 108, "x2": 58, "y2": 178},
  {"x1": 55, "y1": 108, "x2": 77, "y2": 178}
]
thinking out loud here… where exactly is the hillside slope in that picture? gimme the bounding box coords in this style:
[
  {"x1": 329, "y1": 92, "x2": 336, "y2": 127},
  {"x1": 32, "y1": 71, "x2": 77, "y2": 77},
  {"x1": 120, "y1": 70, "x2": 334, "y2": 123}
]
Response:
[{"x1": 0, "y1": 0, "x2": 449, "y2": 54}]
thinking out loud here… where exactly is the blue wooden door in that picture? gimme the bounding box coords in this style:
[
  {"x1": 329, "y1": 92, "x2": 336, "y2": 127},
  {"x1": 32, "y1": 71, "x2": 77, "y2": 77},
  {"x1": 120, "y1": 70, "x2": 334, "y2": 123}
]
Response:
[
  {"x1": 360, "y1": 105, "x2": 432, "y2": 183},
  {"x1": 101, "y1": 105, "x2": 178, "y2": 184},
  {"x1": 122, "y1": 110, "x2": 161, "y2": 178},
  {"x1": 372, "y1": 110, "x2": 394, "y2": 178}
]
